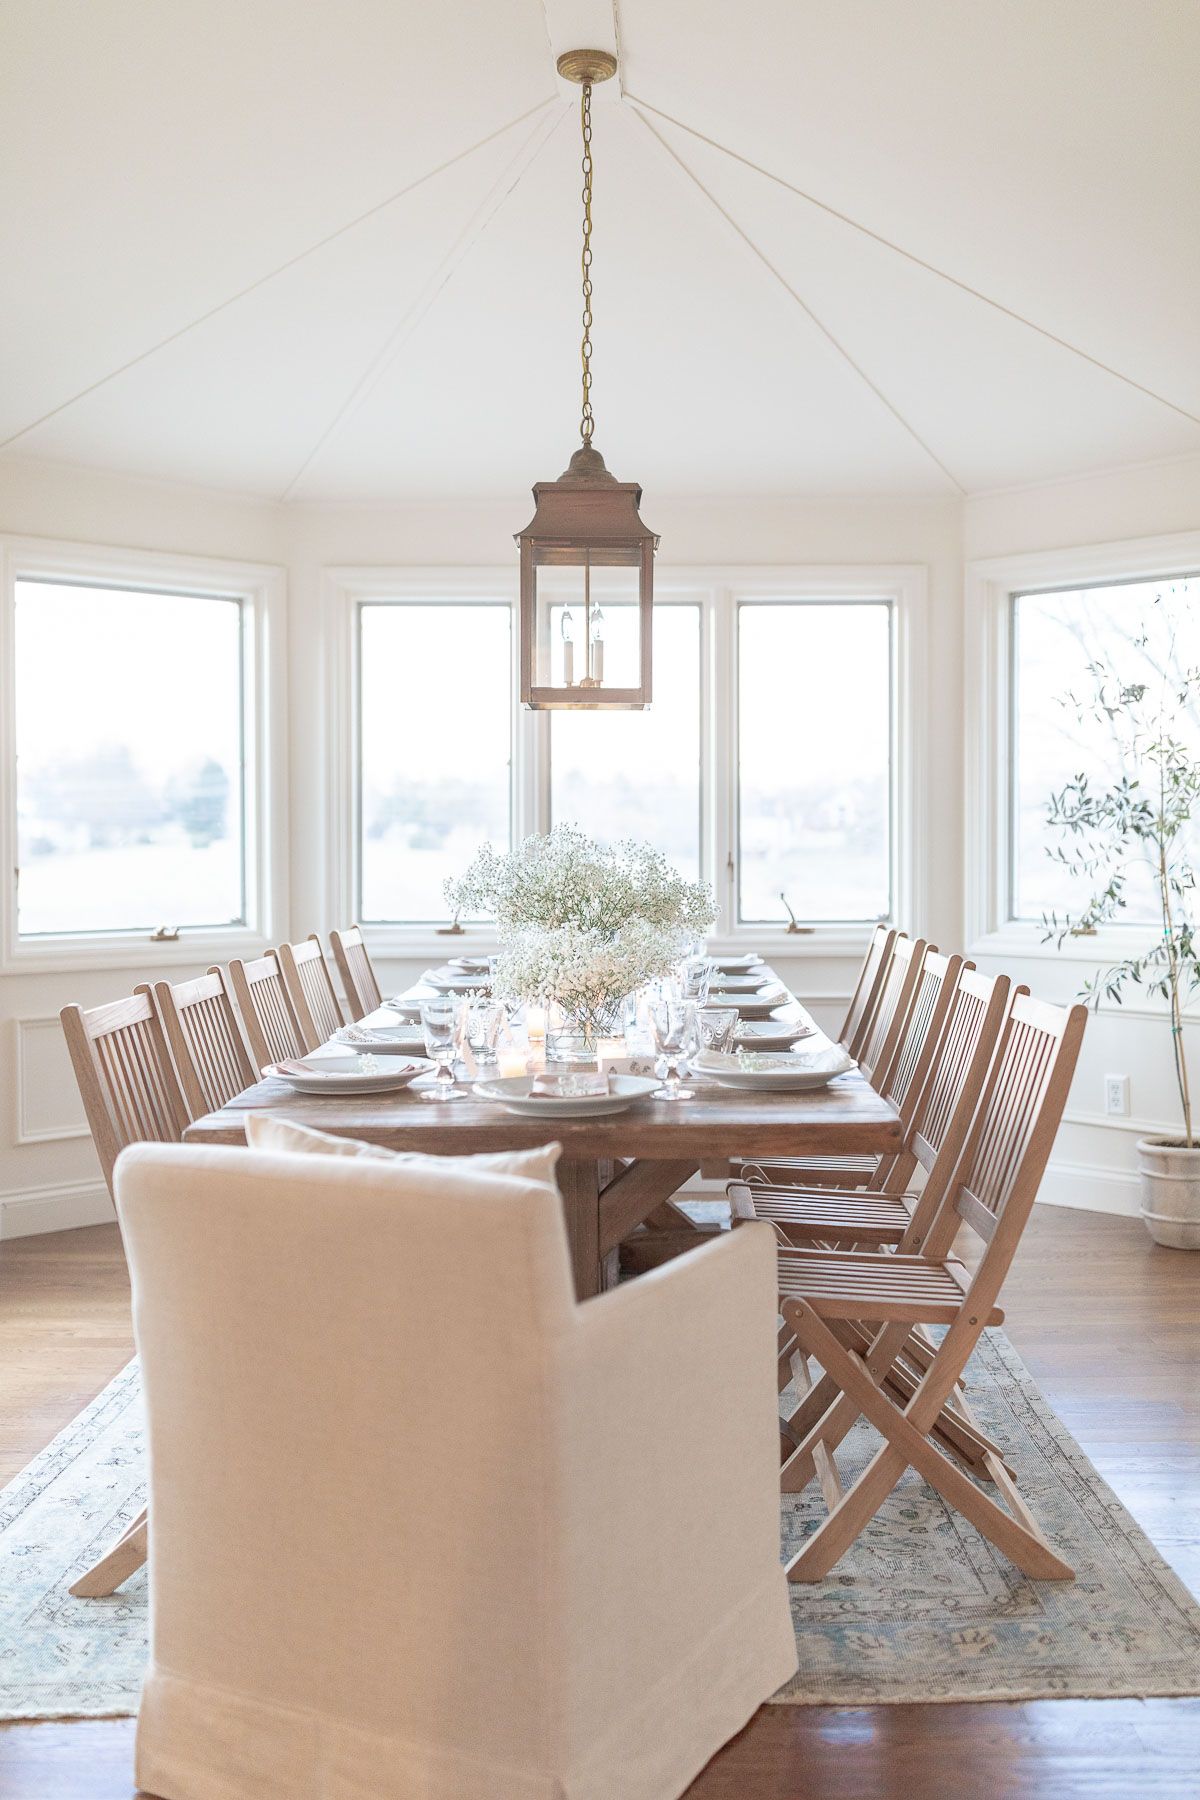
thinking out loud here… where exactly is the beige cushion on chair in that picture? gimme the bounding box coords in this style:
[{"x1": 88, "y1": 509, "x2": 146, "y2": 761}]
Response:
[
  {"x1": 116, "y1": 1141, "x2": 796, "y2": 1800},
  {"x1": 244, "y1": 1111, "x2": 563, "y2": 1187}
]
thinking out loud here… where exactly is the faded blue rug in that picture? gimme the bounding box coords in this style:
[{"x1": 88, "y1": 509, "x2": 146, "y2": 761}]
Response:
[{"x1": 2, "y1": 1336, "x2": 1199, "y2": 1716}]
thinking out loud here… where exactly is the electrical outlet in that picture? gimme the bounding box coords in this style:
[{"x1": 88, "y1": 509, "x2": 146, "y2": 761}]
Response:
[{"x1": 1104, "y1": 1074, "x2": 1130, "y2": 1117}]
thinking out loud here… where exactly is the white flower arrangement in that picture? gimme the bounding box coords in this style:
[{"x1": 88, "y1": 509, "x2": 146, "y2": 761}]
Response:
[{"x1": 445, "y1": 826, "x2": 716, "y2": 1031}]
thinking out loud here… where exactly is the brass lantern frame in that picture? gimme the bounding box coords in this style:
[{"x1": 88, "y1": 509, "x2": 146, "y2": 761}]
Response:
[
  {"x1": 517, "y1": 444, "x2": 658, "y2": 710},
  {"x1": 516, "y1": 49, "x2": 658, "y2": 711}
]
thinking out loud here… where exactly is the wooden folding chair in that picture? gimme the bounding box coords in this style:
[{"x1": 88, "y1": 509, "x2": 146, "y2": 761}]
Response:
[
  {"x1": 225, "y1": 952, "x2": 306, "y2": 1075},
  {"x1": 329, "y1": 923, "x2": 382, "y2": 1021},
  {"x1": 839, "y1": 924, "x2": 901, "y2": 1063},
  {"x1": 740, "y1": 943, "x2": 952, "y2": 1192},
  {"x1": 737, "y1": 934, "x2": 930, "y2": 1193},
  {"x1": 153, "y1": 971, "x2": 258, "y2": 1120},
  {"x1": 733, "y1": 968, "x2": 1013, "y2": 1473},
  {"x1": 60, "y1": 990, "x2": 189, "y2": 1201},
  {"x1": 60, "y1": 988, "x2": 190, "y2": 1600},
  {"x1": 770, "y1": 993, "x2": 1086, "y2": 1583},
  {"x1": 275, "y1": 934, "x2": 345, "y2": 1051}
]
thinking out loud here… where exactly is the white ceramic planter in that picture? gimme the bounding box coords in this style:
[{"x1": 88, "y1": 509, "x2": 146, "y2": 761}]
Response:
[{"x1": 1137, "y1": 1137, "x2": 1200, "y2": 1249}]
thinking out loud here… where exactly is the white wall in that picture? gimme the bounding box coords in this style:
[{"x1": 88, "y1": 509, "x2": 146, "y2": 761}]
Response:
[{"x1": 6, "y1": 446, "x2": 1196, "y2": 1235}]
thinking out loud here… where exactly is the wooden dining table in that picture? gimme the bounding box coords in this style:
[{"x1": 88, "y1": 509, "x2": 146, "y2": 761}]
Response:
[{"x1": 182, "y1": 971, "x2": 902, "y2": 1299}]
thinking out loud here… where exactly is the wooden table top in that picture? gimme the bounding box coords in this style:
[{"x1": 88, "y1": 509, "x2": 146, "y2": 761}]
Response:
[{"x1": 182, "y1": 975, "x2": 902, "y2": 1162}]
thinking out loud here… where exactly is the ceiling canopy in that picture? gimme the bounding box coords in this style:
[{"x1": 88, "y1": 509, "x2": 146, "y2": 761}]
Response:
[{"x1": 2, "y1": 0, "x2": 1198, "y2": 501}]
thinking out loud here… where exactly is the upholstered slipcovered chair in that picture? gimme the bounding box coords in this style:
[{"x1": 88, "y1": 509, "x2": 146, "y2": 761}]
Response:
[{"x1": 116, "y1": 1141, "x2": 796, "y2": 1800}]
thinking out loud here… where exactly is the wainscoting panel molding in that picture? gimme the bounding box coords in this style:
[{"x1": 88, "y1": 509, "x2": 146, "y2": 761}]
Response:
[{"x1": 12, "y1": 1016, "x2": 89, "y2": 1145}]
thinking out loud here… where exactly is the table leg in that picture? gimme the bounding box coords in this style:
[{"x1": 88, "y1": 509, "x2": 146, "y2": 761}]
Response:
[{"x1": 558, "y1": 1158, "x2": 604, "y2": 1300}]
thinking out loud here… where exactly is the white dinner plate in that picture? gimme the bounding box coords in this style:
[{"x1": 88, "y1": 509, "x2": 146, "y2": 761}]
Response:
[
  {"x1": 384, "y1": 998, "x2": 424, "y2": 1022},
  {"x1": 714, "y1": 954, "x2": 765, "y2": 974},
  {"x1": 335, "y1": 1025, "x2": 426, "y2": 1056},
  {"x1": 710, "y1": 972, "x2": 772, "y2": 992},
  {"x1": 734, "y1": 1020, "x2": 815, "y2": 1049},
  {"x1": 449, "y1": 957, "x2": 491, "y2": 974},
  {"x1": 472, "y1": 1074, "x2": 659, "y2": 1118},
  {"x1": 423, "y1": 971, "x2": 492, "y2": 994},
  {"x1": 695, "y1": 1048, "x2": 855, "y2": 1092},
  {"x1": 266, "y1": 1054, "x2": 432, "y2": 1096},
  {"x1": 708, "y1": 984, "x2": 789, "y2": 1019}
]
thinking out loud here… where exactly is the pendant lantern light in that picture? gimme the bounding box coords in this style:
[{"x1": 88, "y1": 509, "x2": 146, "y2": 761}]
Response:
[{"x1": 517, "y1": 50, "x2": 658, "y2": 710}]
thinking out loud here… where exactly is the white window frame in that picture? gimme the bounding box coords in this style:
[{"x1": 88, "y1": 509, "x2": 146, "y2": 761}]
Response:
[
  {"x1": 0, "y1": 535, "x2": 288, "y2": 973},
  {"x1": 965, "y1": 528, "x2": 1200, "y2": 962},
  {"x1": 328, "y1": 562, "x2": 927, "y2": 961}
]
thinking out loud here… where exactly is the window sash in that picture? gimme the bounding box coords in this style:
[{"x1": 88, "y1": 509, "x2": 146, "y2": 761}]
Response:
[
  {"x1": 346, "y1": 571, "x2": 918, "y2": 942},
  {"x1": 0, "y1": 537, "x2": 285, "y2": 971}
]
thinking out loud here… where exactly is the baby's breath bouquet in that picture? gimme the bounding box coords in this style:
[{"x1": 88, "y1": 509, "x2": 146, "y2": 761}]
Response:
[{"x1": 445, "y1": 826, "x2": 716, "y2": 1040}]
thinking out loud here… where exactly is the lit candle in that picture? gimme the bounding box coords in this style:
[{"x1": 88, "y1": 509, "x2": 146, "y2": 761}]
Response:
[
  {"x1": 596, "y1": 1037, "x2": 625, "y2": 1079},
  {"x1": 497, "y1": 1045, "x2": 529, "y2": 1079},
  {"x1": 527, "y1": 1004, "x2": 547, "y2": 1044},
  {"x1": 590, "y1": 603, "x2": 604, "y2": 684}
]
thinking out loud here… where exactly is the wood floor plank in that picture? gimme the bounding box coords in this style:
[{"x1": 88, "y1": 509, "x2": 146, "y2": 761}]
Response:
[{"x1": 1, "y1": 1206, "x2": 1198, "y2": 1797}]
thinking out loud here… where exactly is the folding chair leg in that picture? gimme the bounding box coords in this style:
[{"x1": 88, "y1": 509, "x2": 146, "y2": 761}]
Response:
[
  {"x1": 781, "y1": 1302, "x2": 1073, "y2": 1584},
  {"x1": 69, "y1": 1507, "x2": 149, "y2": 1598}
]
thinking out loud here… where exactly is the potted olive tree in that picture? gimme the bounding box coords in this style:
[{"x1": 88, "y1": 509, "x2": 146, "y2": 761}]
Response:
[{"x1": 1044, "y1": 633, "x2": 1200, "y2": 1249}]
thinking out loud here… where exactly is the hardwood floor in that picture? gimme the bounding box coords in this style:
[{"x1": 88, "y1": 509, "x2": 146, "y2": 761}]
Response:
[{"x1": 1, "y1": 1207, "x2": 1198, "y2": 1798}]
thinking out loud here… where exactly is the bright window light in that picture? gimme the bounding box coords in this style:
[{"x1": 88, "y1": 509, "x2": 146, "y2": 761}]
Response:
[
  {"x1": 14, "y1": 580, "x2": 246, "y2": 937},
  {"x1": 737, "y1": 601, "x2": 892, "y2": 924},
  {"x1": 550, "y1": 603, "x2": 702, "y2": 879},
  {"x1": 1011, "y1": 575, "x2": 1200, "y2": 923},
  {"x1": 358, "y1": 602, "x2": 512, "y2": 923}
]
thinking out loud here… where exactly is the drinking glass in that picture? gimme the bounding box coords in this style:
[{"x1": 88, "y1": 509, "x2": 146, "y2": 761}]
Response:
[
  {"x1": 466, "y1": 998, "x2": 504, "y2": 1073},
  {"x1": 419, "y1": 997, "x2": 464, "y2": 1101},
  {"x1": 676, "y1": 953, "x2": 715, "y2": 1006},
  {"x1": 698, "y1": 1006, "x2": 738, "y2": 1054},
  {"x1": 649, "y1": 996, "x2": 699, "y2": 1101}
]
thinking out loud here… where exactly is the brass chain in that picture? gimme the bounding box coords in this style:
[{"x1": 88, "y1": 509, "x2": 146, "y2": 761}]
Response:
[{"x1": 579, "y1": 81, "x2": 595, "y2": 445}]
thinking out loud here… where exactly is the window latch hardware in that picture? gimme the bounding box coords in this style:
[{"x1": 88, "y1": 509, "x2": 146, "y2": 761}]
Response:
[
  {"x1": 780, "y1": 892, "x2": 814, "y2": 935},
  {"x1": 436, "y1": 920, "x2": 466, "y2": 936},
  {"x1": 150, "y1": 925, "x2": 180, "y2": 942}
]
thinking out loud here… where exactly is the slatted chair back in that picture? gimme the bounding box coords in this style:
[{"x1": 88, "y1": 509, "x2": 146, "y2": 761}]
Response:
[
  {"x1": 879, "y1": 967, "x2": 1014, "y2": 1236},
  {"x1": 276, "y1": 935, "x2": 345, "y2": 1051},
  {"x1": 226, "y1": 953, "x2": 306, "y2": 1075},
  {"x1": 933, "y1": 993, "x2": 1087, "y2": 1271},
  {"x1": 153, "y1": 972, "x2": 257, "y2": 1122},
  {"x1": 855, "y1": 934, "x2": 929, "y2": 1088},
  {"x1": 852, "y1": 949, "x2": 961, "y2": 1184},
  {"x1": 329, "y1": 924, "x2": 382, "y2": 1021},
  {"x1": 837, "y1": 925, "x2": 898, "y2": 1059},
  {"x1": 60, "y1": 990, "x2": 189, "y2": 1199}
]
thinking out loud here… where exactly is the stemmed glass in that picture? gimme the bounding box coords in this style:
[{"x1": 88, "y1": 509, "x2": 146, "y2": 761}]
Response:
[
  {"x1": 649, "y1": 995, "x2": 699, "y2": 1101},
  {"x1": 419, "y1": 997, "x2": 465, "y2": 1101}
]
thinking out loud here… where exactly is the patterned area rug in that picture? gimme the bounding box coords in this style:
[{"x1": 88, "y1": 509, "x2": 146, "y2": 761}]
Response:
[{"x1": 1, "y1": 1336, "x2": 1198, "y2": 1718}]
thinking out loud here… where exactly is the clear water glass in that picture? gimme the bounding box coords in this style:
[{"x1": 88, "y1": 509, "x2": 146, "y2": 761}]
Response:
[
  {"x1": 680, "y1": 955, "x2": 715, "y2": 1006},
  {"x1": 649, "y1": 996, "x2": 699, "y2": 1101},
  {"x1": 419, "y1": 997, "x2": 464, "y2": 1101},
  {"x1": 698, "y1": 1006, "x2": 738, "y2": 1054},
  {"x1": 466, "y1": 998, "x2": 504, "y2": 1073}
]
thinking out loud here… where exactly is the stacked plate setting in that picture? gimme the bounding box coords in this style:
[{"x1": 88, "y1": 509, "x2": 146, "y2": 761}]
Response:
[{"x1": 266, "y1": 1053, "x2": 433, "y2": 1095}]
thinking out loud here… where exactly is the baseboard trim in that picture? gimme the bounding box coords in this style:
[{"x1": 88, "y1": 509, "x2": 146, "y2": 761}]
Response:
[
  {"x1": 0, "y1": 1178, "x2": 114, "y2": 1240},
  {"x1": 1036, "y1": 1159, "x2": 1141, "y2": 1219}
]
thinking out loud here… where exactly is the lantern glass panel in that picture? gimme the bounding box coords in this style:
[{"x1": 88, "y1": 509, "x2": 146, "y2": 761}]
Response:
[{"x1": 531, "y1": 546, "x2": 643, "y2": 693}]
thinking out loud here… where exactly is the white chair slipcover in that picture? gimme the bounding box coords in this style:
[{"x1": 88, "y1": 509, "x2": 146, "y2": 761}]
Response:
[{"x1": 116, "y1": 1142, "x2": 796, "y2": 1800}]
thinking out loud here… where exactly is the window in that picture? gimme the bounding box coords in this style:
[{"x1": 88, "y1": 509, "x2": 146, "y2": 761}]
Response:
[
  {"x1": 13, "y1": 579, "x2": 248, "y2": 939},
  {"x1": 344, "y1": 569, "x2": 920, "y2": 939},
  {"x1": 737, "y1": 601, "x2": 892, "y2": 924},
  {"x1": 1011, "y1": 574, "x2": 1200, "y2": 923},
  {"x1": 358, "y1": 601, "x2": 513, "y2": 924},
  {"x1": 551, "y1": 602, "x2": 702, "y2": 878}
]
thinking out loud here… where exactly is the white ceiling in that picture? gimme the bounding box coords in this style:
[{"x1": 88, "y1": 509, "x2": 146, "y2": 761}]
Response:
[{"x1": 2, "y1": 0, "x2": 1198, "y2": 501}]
